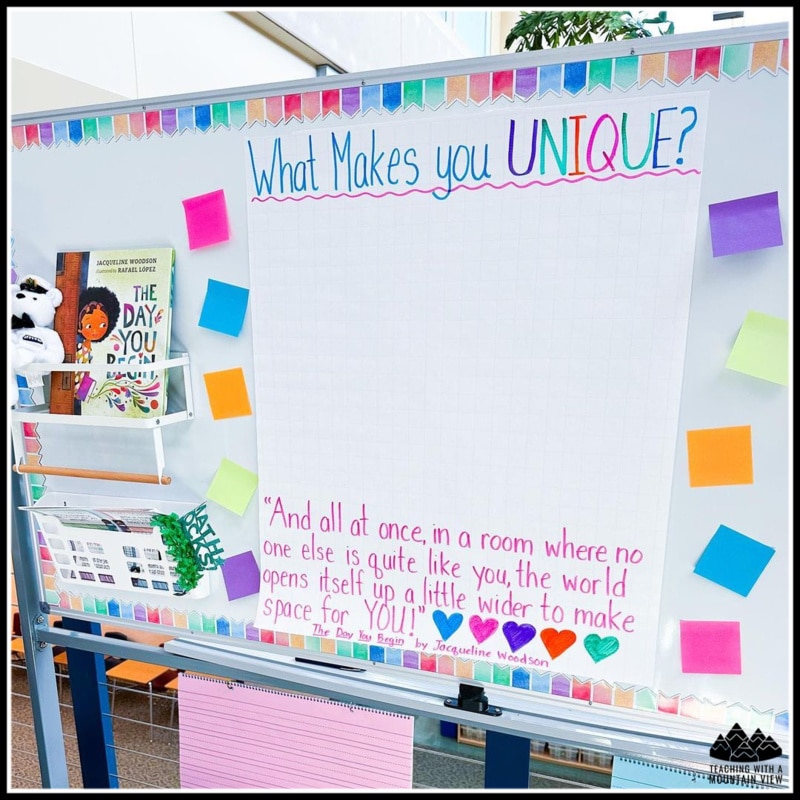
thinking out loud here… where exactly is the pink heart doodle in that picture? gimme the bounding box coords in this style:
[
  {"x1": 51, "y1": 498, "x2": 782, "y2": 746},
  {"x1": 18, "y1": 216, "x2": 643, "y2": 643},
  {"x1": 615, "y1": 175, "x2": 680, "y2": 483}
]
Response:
[
  {"x1": 502, "y1": 621, "x2": 537, "y2": 653},
  {"x1": 469, "y1": 615, "x2": 499, "y2": 644}
]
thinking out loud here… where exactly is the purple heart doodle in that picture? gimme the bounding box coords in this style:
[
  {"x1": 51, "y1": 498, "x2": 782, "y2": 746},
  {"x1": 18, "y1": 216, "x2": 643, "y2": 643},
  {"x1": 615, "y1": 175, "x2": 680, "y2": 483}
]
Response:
[{"x1": 502, "y1": 621, "x2": 536, "y2": 653}]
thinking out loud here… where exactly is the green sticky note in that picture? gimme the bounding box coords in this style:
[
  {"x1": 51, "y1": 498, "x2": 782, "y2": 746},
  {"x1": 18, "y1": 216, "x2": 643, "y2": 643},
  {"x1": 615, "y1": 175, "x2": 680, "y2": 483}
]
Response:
[
  {"x1": 206, "y1": 458, "x2": 259, "y2": 516},
  {"x1": 725, "y1": 310, "x2": 789, "y2": 386}
]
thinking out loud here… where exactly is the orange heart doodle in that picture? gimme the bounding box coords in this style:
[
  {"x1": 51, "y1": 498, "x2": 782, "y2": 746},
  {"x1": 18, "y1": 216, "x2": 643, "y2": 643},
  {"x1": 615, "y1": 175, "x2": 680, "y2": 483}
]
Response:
[{"x1": 540, "y1": 628, "x2": 577, "y2": 659}]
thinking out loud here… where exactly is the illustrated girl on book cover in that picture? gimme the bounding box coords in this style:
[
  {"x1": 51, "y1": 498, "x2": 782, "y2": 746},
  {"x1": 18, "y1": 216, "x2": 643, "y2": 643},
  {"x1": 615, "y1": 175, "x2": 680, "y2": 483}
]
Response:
[{"x1": 75, "y1": 286, "x2": 120, "y2": 401}]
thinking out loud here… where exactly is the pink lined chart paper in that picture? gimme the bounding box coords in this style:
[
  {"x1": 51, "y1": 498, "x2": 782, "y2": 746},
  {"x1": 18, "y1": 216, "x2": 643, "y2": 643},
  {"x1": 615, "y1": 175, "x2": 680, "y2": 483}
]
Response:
[{"x1": 178, "y1": 673, "x2": 414, "y2": 789}]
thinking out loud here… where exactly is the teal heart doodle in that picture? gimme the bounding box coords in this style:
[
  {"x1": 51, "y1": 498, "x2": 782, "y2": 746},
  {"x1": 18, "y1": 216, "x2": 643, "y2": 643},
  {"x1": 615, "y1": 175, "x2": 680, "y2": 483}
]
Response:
[
  {"x1": 432, "y1": 610, "x2": 464, "y2": 641},
  {"x1": 584, "y1": 633, "x2": 620, "y2": 663}
]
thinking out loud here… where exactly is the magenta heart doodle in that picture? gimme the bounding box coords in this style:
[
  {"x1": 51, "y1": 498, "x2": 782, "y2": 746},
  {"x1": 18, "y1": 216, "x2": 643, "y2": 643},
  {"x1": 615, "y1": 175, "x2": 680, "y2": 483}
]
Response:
[
  {"x1": 502, "y1": 621, "x2": 536, "y2": 652},
  {"x1": 432, "y1": 610, "x2": 463, "y2": 641},
  {"x1": 469, "y1": 615, "x2": 499, "y2": 644}
]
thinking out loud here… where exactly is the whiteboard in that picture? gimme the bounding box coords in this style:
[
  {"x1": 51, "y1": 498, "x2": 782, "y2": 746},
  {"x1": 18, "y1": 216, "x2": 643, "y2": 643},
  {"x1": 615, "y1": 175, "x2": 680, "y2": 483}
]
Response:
[{"x1": 10, "y1": 24, "x2": 790, "y2": 742}]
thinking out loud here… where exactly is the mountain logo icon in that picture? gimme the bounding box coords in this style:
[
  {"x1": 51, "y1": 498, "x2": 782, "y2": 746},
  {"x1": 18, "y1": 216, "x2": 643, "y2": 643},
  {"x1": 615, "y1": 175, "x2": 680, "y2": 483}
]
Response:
[{"x1": 709, "y1": 723, "x2": 783, "y2": 762}]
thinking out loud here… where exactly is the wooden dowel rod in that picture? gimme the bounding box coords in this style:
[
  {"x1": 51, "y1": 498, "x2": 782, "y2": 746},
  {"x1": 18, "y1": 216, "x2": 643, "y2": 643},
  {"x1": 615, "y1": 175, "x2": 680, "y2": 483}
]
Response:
[{"x1": 13, "y1": 463, "x2": 171, "y2": 485}]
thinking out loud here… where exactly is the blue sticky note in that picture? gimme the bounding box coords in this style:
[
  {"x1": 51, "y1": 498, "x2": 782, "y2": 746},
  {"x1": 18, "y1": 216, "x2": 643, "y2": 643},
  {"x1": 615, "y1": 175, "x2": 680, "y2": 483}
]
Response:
[
  {"x1": 198, "y1": 279, "x2": 250, "y2": 337},
  {"x1": 694, "y1": 525, "x2": 775, "y2": 597}
]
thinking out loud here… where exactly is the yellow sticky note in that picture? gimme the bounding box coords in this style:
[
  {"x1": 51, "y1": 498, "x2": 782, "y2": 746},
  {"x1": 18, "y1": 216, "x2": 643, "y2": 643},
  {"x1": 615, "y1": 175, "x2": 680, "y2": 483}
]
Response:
[
  {"x1": 725, "y1": 311, "x2": 789, "y2": 386},
  {"x1": 206, "y1": 458, "x2": 259, "y2": 516},
  {"x1": 686, "y1": 425, "x2": 753, "y2": 487},
  {"x1": 203, "y1": 367, "x2": 252, "y2": 420}
]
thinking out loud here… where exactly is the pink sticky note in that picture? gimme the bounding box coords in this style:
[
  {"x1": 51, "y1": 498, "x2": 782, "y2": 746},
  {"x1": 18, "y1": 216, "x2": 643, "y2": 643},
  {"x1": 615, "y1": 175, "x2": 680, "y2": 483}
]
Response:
[
  {"x1": 679, "y1": 620, "x2": 741, "y2": 674},
  {"x1": 182, "y1": 189, "x2": 230, "y2": 250}
]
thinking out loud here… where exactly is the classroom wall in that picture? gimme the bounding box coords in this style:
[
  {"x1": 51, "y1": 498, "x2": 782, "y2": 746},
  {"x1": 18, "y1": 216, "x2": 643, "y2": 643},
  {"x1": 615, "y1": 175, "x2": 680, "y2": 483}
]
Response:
[
  {"x1": 9, "y1": 10, "x2": 313, "y2": 115},
  {"x1": 10, "y1": 60, "x2": 129, "y2": 116},
  {"x1": 8, "y1": 9, "x2": 488, "y2": 117},
  {"x1": 260, "y1": 9, "x2": 477, "y2": 74}
]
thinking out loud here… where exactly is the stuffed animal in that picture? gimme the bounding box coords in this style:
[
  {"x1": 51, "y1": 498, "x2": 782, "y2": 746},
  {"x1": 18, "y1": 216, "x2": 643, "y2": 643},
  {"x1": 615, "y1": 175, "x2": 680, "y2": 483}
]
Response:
[{"x1": 10, "y1": 274, "x2": 66, "y2": 406}]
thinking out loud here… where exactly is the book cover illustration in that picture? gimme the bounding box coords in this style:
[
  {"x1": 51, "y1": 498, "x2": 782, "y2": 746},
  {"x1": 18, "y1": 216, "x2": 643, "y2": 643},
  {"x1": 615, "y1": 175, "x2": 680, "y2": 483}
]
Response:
[
  {"x1": 50, "y1": 251, "x2": 82, "y2": 414},
  {"x1": 52, "y1": 247, "x2": 176, "y2": 418}
]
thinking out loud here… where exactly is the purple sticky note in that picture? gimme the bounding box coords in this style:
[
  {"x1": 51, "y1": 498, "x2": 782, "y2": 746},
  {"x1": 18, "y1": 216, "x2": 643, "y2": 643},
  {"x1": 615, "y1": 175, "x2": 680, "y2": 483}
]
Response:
[
  {"x1": 221, "y1": 550, "x2": 260, "y2": 601},
  {"x1": 182, "y1": 188, "x2": 231, "y2": 250},
  {"x1": 679, "y1": 620, "x2": 741, "y2": 674},
  {"x1": 708, "y1": 191, "x2": 783, "y2": 257}
]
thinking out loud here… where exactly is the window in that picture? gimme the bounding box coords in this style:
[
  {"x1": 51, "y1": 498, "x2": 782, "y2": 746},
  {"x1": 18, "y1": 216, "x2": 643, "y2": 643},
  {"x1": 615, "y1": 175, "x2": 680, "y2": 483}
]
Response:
[{"x1": 439, "y1": 11, "x2": 490, "y2": 57}]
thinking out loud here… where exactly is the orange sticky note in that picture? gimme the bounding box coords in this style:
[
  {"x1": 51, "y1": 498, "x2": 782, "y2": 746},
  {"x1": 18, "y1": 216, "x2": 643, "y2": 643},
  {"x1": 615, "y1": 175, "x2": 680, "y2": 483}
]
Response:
[
  {"x1": 203, "y1": 367, "x2": 252, "y2": 420},
  {"x1": 686, "y1": 425, "x2": 753, "y2": 487}
]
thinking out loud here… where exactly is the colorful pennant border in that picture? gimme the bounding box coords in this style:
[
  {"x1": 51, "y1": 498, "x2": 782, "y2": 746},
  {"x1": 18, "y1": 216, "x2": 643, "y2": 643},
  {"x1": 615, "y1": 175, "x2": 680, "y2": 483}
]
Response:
[
  {"x1": 12, "y1": 38, "x2": 789, "y2": 151},
  {"x1": 39, "y1": 576, "x2": 789, "y2": 734}
]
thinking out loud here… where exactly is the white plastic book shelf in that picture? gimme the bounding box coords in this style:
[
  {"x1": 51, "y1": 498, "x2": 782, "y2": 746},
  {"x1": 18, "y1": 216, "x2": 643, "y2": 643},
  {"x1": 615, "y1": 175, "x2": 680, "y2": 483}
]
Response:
[
  {"x1": 11, "y1": 353, "x2": 193, "y2": 486},
  {"x1": 26, "y1": 498, "x2": 212, "y2": 600}
]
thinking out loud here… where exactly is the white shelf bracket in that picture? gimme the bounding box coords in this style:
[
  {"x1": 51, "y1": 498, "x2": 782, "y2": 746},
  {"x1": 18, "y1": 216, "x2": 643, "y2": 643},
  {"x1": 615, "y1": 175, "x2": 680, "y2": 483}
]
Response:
[{"x1": 152, "y1": 424, "x2": 166, "y2": 484}]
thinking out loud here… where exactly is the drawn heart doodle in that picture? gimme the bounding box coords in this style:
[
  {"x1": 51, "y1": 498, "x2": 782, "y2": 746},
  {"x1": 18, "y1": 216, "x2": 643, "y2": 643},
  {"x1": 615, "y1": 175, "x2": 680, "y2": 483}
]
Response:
[
  {"x1": 502, "y1": 621, "x2": 536, "y2": 653},
  {"x1": 432, "y1": 610, "x2": 463, "y2": 641},
  {"x1": 584, "y1": 633, "x2": 620, "y2": 663},
  {"x1": 540, "y1": 628, "x2": 577, "y2": 659},
  {"x1": 469, "y1": 615, "x2": 499, "y2": 644}
]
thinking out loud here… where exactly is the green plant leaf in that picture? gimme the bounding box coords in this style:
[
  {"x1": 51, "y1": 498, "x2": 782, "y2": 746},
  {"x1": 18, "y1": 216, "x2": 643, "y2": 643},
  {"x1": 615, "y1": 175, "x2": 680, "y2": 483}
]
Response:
[
  {"x1": 505, "y1": 9, "x2": 674, "y2": 51},
  {"x1": 152, "y1": 512, "x2": 204, "y2": 592}
]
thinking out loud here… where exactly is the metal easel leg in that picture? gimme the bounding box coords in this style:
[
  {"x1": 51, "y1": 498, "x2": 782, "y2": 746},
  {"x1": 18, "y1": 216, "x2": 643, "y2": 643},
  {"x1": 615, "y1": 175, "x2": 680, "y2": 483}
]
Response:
[{"x1": 148, "y1": 681, "x2": 154, "y2": 742}]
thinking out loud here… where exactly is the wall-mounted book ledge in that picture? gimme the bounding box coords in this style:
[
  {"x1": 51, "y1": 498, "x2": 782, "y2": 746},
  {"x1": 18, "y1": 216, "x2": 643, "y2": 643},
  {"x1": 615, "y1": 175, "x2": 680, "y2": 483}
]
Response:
[{"x1": 10, "y1": 353, "x2": 193, "y2": 485}]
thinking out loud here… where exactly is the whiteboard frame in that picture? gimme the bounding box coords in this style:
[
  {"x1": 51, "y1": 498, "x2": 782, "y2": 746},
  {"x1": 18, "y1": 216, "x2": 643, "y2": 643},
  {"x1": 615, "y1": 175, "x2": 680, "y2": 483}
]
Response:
[{"x1": 10, "y1": 22, "x2": 791, "y2": 786}]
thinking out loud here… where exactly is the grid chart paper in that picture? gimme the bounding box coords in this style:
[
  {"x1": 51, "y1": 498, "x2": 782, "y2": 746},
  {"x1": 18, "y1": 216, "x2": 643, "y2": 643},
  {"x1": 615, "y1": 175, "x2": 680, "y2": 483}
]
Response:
[
  {"x1": 177, "y1": 673, "x2": 414, "y2": 789},
  {"x1": 247, "y1": 92, "x2": 708, "y2": 688}
]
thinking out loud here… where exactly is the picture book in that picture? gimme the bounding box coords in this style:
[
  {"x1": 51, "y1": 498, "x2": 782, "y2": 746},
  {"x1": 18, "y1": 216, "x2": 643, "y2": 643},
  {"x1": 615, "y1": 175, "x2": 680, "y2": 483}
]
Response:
[{"x1": 50, "y1": 247, "x2": 176, "y2": 418}]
